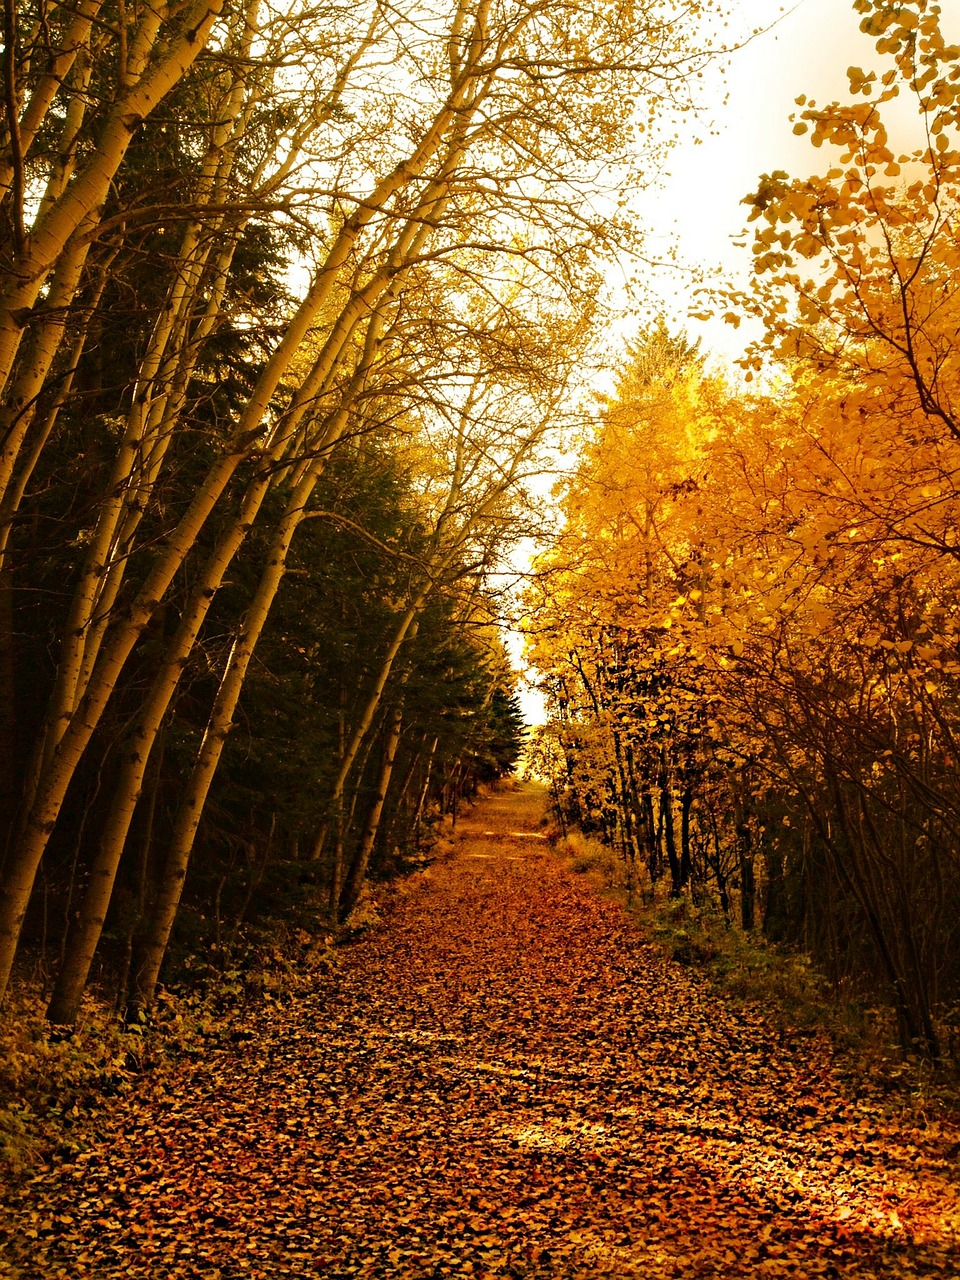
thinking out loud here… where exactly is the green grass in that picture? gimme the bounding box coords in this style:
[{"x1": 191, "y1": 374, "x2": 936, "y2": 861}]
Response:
[{"x1": 0, "y1": 984, "x2": 151, "y2": 1175}]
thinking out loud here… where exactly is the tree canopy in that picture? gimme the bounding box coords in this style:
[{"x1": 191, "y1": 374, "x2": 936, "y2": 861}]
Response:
[
  {"x1": 523, "y1": 0, "x2": 960, "y2": 1061},
  {"x1": 0, "y1": 0, "x2": 731, "y2": 1021}
]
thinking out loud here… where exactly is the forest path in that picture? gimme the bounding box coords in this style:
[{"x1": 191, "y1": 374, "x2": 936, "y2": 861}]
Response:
[{"x1": 3, "y1": 782, "x2": 960, "y2": 1279}]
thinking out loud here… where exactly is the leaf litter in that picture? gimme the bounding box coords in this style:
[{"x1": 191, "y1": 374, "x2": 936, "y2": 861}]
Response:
[{"x1": 2, "y1": 784, "x2": 959, "y2": 1278}]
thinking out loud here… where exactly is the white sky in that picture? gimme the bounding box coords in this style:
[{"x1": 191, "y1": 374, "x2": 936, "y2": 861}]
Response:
[{"x1": 514, "y1": 0, "x2": 957, "y2": 725}]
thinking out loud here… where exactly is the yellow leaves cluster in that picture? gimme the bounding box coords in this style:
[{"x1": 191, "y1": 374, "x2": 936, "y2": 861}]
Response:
[
  {"x1": 728, "y1": 4, "x2": 960, "y2": 393},
  {"x1": 522, "y1": 11, "x2": 960, "y2": 1001}
]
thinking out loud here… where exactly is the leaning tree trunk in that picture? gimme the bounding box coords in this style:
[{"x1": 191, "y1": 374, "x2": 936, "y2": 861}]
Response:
[
  {"x1": 0, "y1": 101, "x2": 473, "y2": 1002},
  {"x1": 310, "y1": 608, "x2": 427, "y2": 862},
  {"x1": 126, "y1": 466, "x2": 332, "y2": 1016},
  {"x1": 44, "y1": 464, "x2": 285, "y2": 1022},
  {"x1": 338, "y1": 703, "x2": 404, "y2": 924},
  {"x1": 123, "y1": 288, "x2": 427, "y2": 1013},
  {"x1": 0, "y1": 0, "x2": 227, "y2": 405}
]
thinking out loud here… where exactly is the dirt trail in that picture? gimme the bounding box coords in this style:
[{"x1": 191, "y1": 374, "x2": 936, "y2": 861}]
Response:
[{"x1": 2, "y1": 782, "x2": 959, "y2": 1278}]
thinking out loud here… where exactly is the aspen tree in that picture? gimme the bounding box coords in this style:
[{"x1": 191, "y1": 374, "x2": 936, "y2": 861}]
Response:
[
  {"x1": 42, "y1": 8, "x2": 509, "y2": 1016},
  {"x1": 62, "y1": 0, "x2": 721, "y2": 1013},
  {"x1": 337, "y1": 700, "x2": 405, "y2": 923},
  {"x1": 0, "y1": 0, "x2": 507, "y2": 1000},
  {"x1": 46, "y1": 223, "x2": 427, "y2": 1021},
  {"x1": 2, "y1": 0, "x2": 731, "y2": 1007},
  {"x1": 0, "y1": 0, "x2": 227, "y2": 405}
]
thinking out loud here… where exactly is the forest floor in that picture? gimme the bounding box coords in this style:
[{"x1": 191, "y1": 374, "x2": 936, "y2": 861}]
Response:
[{"x1": 2, "y1": 781, "x2": 960, "y2": 1279}]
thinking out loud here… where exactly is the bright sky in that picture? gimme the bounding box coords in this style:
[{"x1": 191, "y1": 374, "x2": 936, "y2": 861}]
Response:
[{"x1": 647, "y1": 0, "x2": 954, "y2": 367}]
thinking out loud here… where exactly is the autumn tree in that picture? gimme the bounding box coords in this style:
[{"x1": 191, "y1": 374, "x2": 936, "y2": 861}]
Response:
[
  {"x1": 0, "y1": 0, "x2": 734, "y2": 1014},
  {"x1": 526, "y1": 1, "x2": 960, "y2": 1058},
  {"x1": 524, "y1": 325, "x2": 736, "y2": 901},
  {"x1": 103, "y1": 442, "x2": 524, "y2": 1003}
]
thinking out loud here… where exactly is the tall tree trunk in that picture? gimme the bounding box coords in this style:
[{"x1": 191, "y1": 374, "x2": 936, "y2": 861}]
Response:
[
  {"x1": 660, "y1": 750, "x2": 681, "y2": 896},
  {"x1": 0, "y1": 0, "x2": 227, "y2": 404},
  {"x1": 310, "y1": 609, "x2": 426, "y2": 861},
  {"x1": 736, "y1": 814, "x2": 756, "y2": 932},
  {"x1": 643, "y1": 791, "x2": 659, "y2": 884},
  {"x1": 411, "y1": 736, "x2": 439, "y2": 843},
  {"x1": 125, "y1": 472, "x2": 328, "y2": 1016},
  {"x1": 115, "y1": 729, "x2": 164, "y2": 1011},
  {"x1": 122, "y1": 300, "x2": 412, "y2": 1013},
  {"x1": 44, "y1": 464, "x2": 284, "y2": 1023},
  {"x1": 338, "y1": 703, "x2": 404, "y2": 924},
  {"x1": 679, "y1": 786, "x2": 693, "y2": 890}
]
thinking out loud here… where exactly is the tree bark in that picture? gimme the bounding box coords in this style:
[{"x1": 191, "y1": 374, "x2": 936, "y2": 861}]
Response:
[
  {"x1": 338, "y1": 703, "x2": 404, "y2": 924},
  {"x1": 0, "y1": 0, "x2": 227, "y2": 401},
  {"x1": 0, "y1": 69, "x2": 484, "y2": 1002}
]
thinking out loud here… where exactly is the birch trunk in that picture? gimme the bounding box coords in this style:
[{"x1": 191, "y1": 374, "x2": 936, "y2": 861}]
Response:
[
  {"x1": 310, "y1": 606, "x2": 426, "y2": 862},
  {"x1": 117, "y1": 302, "x2": 418, "y2": 1012},
  {"x1": 43, "y1": 461, "x2": 281, "y2": 1022},
  {"x1": 123, "y1": 467, "x2": 326, "y2": 1016},
  {"x1": 0, "y1": 0, "x2": 226, "y2": 399},
  {"x1": 0, "y1": 0, "x2": 522, "y2": 1004},
  {"x1": 0, "y1": 112, "x2": 481, "y2": 1002},
  {"x1": 412, "y1": 736, "x2": 440, "y2": 840}
]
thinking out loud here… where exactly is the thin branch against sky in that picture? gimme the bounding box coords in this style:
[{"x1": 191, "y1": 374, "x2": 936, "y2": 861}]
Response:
[{"x1": 639, "y1": 0, "x2": 960, "y2": 367}]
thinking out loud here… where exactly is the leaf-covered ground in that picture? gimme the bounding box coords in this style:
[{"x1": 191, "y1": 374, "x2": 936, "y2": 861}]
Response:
[{"x1": 3, "y1": 783, "x2": 959, "y2": 1278}]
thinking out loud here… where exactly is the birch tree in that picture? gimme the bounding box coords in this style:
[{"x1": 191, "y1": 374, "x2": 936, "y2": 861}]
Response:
[{"x1": 1, "y1": 0, "x2": 729, "y2": 1007}]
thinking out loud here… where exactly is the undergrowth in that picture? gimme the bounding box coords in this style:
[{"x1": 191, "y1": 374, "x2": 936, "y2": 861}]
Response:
[
  {"x1": 0, "y1": 932, "x2": 339, "y2": 1179},
  {"x1": 0, "y1": 811, "x2": 466, "y2": 1180},
  {"x1": 551, "y1": 825, "x2": 960, "y2": 1109},
  {"x1": 0, "y1": 984, "x2": 175, "y2": 1177}
]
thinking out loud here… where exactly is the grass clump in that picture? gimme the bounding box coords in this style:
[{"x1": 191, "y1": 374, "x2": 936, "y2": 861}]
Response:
[
  {"x1": 0, "y1": 985, "x2": 153, "y2": 1175},
  {"x1": 0, "y1": 932, "x2": 340, "y2": 1180},
  {"x1": 643, "y1": 892, "x2": 829, "y2": 1029},
  {"x1": 552, "y1": 829, "x2": 619, "y2": 882}
]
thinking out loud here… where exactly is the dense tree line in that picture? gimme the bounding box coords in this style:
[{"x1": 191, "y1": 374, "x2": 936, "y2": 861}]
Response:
[
  {"x1": 11, "y1": 416, "x2": 529, "y2": 1018},
  {"x1": 525, "y1": 0, "x2": 960, "y2": 1061},
  {"x1": 0, "y1": 0, "x2": 726, "y2": 1021}
]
